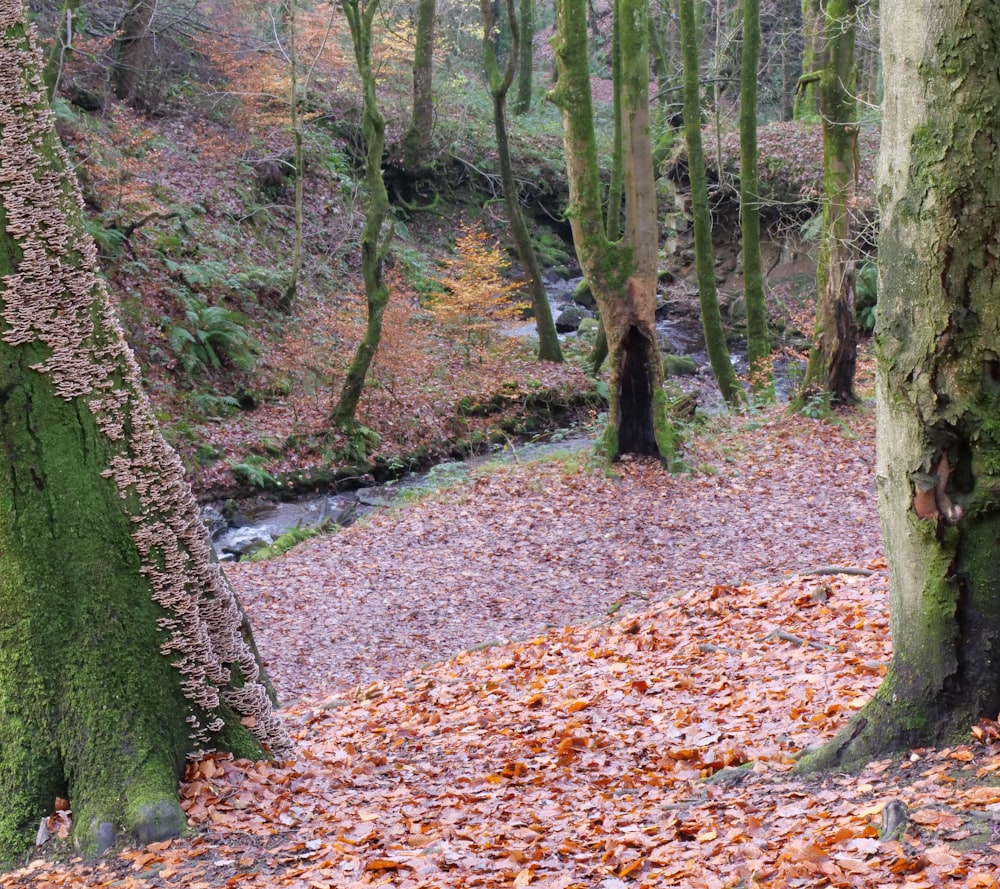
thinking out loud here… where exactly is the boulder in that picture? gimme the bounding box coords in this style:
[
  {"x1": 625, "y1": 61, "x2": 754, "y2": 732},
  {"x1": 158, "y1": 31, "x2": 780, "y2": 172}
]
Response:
[
  {"x1": 663, "y1": 354, "x2": 699, "y2": 376},
  {"x1": 572, "y1": 278, "x2": 596, "y2": 309},
  {"x1": 555, "y1": 304, "x2": 590, "y2": 333}
]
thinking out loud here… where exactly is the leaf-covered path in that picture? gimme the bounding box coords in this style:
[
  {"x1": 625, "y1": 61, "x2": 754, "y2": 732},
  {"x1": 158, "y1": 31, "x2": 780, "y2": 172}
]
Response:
[
  {"x1": 231, "y1": 409, "x2": 881, "y2": 704},
  {"x1": 11, "y1": 405, "x2": 1000, "y2": 887}
]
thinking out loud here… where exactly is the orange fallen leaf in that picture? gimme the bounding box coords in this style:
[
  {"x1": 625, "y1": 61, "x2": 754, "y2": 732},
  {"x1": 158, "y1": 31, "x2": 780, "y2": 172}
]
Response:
[{"x1": 364, "y1": 858, "x2": 409, "y2": 871}]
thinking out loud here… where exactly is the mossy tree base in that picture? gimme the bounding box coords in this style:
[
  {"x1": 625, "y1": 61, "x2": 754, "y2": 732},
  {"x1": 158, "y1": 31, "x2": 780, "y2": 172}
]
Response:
[
  {"x1": 550, "y1": 0, "x2": 676, "y2": 463},
  {"x1": 0, "y1": 2, "x2": 288, "y2": 861},
  {"x1": 802, "y1": 0, "x2": 1000, "y2": 773}
]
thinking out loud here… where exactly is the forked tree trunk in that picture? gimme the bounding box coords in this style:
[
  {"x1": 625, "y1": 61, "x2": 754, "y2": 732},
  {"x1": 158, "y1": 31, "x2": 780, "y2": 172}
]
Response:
[
  {"x1": 551, "y1": 0, "x2": 676, "y2": 461},
  {"x1": 802, "y1": 0, "x2": 1000, "y2": 772},
  {"x1": 480, "y1": 0, "x2": 562, "y2": 362},
  {"x1": 331, "y1": 0, "x2": 392, "y2": 430},
  {"x1": 0, "y1": 2, "x2": 290, "y2": 861}
]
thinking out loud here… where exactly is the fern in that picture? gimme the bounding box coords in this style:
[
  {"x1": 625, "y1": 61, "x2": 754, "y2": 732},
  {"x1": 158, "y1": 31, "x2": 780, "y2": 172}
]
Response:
[{"x1": 164, "y1": 294, "x2": 258, "y2": 374}]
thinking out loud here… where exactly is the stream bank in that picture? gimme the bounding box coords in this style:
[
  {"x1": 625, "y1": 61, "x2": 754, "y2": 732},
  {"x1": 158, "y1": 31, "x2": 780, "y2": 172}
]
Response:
[{"x1": 207, "y1": 429, "x2": 596, "y2": 561}]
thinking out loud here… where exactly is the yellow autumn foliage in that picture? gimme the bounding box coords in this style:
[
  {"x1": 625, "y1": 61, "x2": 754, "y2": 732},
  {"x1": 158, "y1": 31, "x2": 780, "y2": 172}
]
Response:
[{"x1": 428, "y1": 224, "x2": 528, "y2": 361}]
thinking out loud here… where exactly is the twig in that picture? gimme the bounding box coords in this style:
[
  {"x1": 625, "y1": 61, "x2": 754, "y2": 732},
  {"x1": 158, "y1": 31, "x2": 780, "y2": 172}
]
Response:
[
  {"x1": 759, "y1": 629, "x2": 831, "y2": 651},
  {"x1": 699, "y1": 642, "x2": 743, "y2": 655},
  {"x1": 798, "y1": 565, "x2": 875, "y2": 578}
]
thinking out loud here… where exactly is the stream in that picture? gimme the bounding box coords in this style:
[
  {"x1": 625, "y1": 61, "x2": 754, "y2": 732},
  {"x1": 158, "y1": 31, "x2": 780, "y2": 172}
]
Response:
[
  {"x1": 208, "y1": 274, "x2": 805, "y2": 560},
  {"x1": 207, "y1": 432, "x2": 595, "y2": 561}
]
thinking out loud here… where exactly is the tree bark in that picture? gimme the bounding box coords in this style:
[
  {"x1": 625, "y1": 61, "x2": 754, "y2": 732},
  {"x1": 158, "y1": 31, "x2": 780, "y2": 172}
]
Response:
[
  {"x1": 793, "y1": 0, "x2": 821, "y2": 119},
  {"x1": 739, "y1": 0, "x2": 772, "y2": 401},
  {"x1": 480, "y1": 0, "x2": 562, "y2": 363},
  {"x1": 678, "y1": 0, "x2": 743, "y2": 406},
  {"x1": 0, "y1": 2, "x2": 290, "y2": 860},
  {"x1": 331, "y1": 0, "x2": 392, "y2": 430},
  {"x1": 801, "y1": 0, "x2": 858, "y2": 405},
  {"x1": 513, "y1": 0, "x2": 533, "y2": 114},
  {"x1": 282, "y1": 0, "x2": 304, "y2": 312},
  {"x1": 113, "y1": 0, "x2": 155, "y2": 106},
  {"x1": 402, "y1": 0, "x2": 435, "y2": 170},
  {"x1": 551, "y1": 0, "x2": 676, "y2": 461},
  {"x1": 801, "y1": 0, "x2": 1000, "y2": 772}
]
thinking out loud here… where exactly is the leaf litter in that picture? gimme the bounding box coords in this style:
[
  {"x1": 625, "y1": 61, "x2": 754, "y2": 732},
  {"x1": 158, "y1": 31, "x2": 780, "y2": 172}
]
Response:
[{"x1": 8, "y1": 406, "x2": 1000, "y2": 888}]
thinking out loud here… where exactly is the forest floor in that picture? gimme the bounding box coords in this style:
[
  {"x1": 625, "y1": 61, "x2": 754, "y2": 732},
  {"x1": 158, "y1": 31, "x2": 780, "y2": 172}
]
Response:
[{"x1": 9, "y1": 396, "x2": 1000, "y2": 888}]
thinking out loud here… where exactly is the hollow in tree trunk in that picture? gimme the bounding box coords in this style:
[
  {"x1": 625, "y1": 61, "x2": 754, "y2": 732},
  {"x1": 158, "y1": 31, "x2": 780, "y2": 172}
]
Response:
[
  {"x1": 550, "y1": 0, "x2": 676, "y2": 461},
  {"x1": 801, "y1": 0, "x2": 1000, "y2": 772}
]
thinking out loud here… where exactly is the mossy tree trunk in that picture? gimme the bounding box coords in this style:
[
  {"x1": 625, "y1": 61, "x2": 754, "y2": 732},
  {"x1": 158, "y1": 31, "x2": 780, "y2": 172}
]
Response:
[
  {"x1": 801, "y1": 0, "x2": 858, "y2": 405},
  {"x1": 480, "y1": 0, "x2": 562, "y2": 363},
  {"x1": 402, "y1": 0, "x2": 435, "y2": 170},
  {"x1": 793, "y1": 0, "x2": 821, "y2": 120},
  {"x1": 801, "y1": 0, "x2": 1000, "y2": 772},
  {"x1": 330, "y1": 0, "x2": 392, "y2": 430},
  {"x1": 677, "y1": 0, "x2": 743, "y2": 406},
  {"x1": 0, "y1": 2, "x2": 290, "y2": 862},
  {"x1": 588, "y1": 0, "x2": 624, "y2": 376},
  {"x1": 551, "y1": 0, "x2": 676, "y2": 462},
  {"x1": 282, "y1": 0, "x2": 303, "y2": 312},
  {"x1": 739, "y1": 0, "x2": 772, "y2": 401},
  {"x1": 778, "y1": 0, "x2": 799, "y2": 121},
  {"x1": 512, "y1": 0, "x2": 533, "y2": 114}
]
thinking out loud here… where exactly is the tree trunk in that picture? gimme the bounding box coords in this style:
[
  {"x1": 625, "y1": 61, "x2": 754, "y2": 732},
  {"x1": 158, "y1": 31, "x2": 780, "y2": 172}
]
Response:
[
  {"x1": 778, "y1": 0, "x2": 799, "y2": 121},
  {"x1": 282, "y1": 0, "x2": 304, "y2": 312},
  {"x1": 513, "y1": 0, "x2": 533, "y2": 114},
  {"x1": 855, "y1": 0, "x2": 880, "y2": 107},
  {"x1": 113, "y1": 0, "x2": 155, "y2": 106},
  {"x1": 331, "y1": 0, "x2": 392, "y2": 430},
  {"x1": 801, "y1": 0, "x2": 1000, "y2": 772},
  {"x1": 677, "y1": 0, "x2": 743, "y2": 406},
  {"x1": 480, "y1": 0, "x2": 562, "y2": 363},
  {"x1": 801, "y1": 0, "x2": 857, "y2": 405},
  {"x1": 739, "y1": 0, "x2": 772, "y2": 401},
  {"x1": 0, "y1": 4, "x2": 290, "y2": 861},
  {"x1": 551, "y1": 0, "x2": 676, "y2": 462},
  {"x1": 589, "y1": 0, "x2": 626, "y2": 376},
  {"x1": 42, "y1": 0, "x2": 78, "y2": 100},
  {"x1": 402, "y1": 0, "x2": 435, "y2": 170},
  {"x1": 793, "y1": 0, "x2": 821, "y2": 119}
]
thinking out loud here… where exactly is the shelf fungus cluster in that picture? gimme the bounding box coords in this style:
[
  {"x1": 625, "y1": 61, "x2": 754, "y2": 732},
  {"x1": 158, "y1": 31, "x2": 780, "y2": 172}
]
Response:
[{"x1": 0, "y1": 3, "x2": 292, "y2": 757}]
